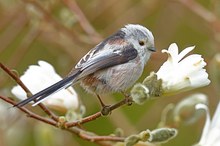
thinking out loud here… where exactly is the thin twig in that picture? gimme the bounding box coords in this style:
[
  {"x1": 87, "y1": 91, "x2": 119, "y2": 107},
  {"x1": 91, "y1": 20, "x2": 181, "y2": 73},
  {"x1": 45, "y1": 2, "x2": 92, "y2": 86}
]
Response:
[
  {"x1": 65, "y1": 112, "x2": 102, "y2": 128},
  {"x1": 0, "y1": 95, "x2": 57, "y2": 126},
  {"x1": 65, "y1": 97, "x2": 133, "y2": 128},
  {"x1": 68, "y1": 127, "x2": 125, "y2": 142},
  {"x1": 110, "y1": 97, "x2": 133, "y2": 111},
  {"x1": 0, "y1": 62, "x2": 59, "y2": 121}
]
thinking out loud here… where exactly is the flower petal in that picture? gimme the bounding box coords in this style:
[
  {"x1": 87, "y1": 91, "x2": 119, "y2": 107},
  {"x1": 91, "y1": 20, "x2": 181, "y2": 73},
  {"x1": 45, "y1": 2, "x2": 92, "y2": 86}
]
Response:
[
  {"x1": 211, "y1": 102, "x2": 220, "y2": 130},
  {"x1": 196, "y1": 102, "x2": 220, "y2": 146},
  {"x1": 11, "y1": 86, "x2": 27, "y2": 100},
  {"x1": 162, "y1": 43, "x2": 179, "y2": 64},
  {"x1": 188, "y1": 69, "x2": 210, "y2": 88},
  {"x1": 196, "y1": 104, "x2": 211, "y2": 145},
  {"x1": 179, "y1": 54, "x2": 206, "y2": 71},
  {"x1": 178, "y1": 46, "x2": 195, "y2": 62}
]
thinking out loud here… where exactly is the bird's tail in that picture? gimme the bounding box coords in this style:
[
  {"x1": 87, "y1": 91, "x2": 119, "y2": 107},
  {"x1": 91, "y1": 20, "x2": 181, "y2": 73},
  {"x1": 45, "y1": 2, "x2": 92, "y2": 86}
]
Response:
[{"x1": 14, "y1": 69, "x2": 81, "y2": 107}]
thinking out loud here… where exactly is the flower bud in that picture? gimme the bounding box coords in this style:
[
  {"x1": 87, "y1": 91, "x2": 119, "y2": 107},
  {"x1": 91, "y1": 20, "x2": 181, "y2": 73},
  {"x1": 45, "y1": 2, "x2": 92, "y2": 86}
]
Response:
[
  {"x1": 125, "y1": 134, "x2": 141, "y2": 146},
  {"x1": 130, "y1": 83, "x2": 150, "y2": 105},
  {"x1": 147, "y1": 128, "x2": 177, "y2": 143}
]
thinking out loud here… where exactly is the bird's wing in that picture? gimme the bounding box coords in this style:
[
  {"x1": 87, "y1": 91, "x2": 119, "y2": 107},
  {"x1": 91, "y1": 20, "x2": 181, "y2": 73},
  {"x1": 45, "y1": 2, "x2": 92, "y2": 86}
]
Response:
[
  {"x1": 78, "y1": 43, "x2": 138, "y2": 78},
  {"x1": 75, "y1": 30, "x2": 126, "y2": 69}
]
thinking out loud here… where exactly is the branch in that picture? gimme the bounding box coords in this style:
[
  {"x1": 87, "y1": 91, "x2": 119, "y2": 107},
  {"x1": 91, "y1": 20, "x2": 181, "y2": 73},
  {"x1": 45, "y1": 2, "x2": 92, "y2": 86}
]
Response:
[
  {"x1": 68, "y1": 127, "x2": 125, "y2": 142},
  {"x1": 65, "y1": 112, "x2": 102, "y2": 128},
  {"x1": 65, "y1": 97, "x2": 133, "y2": 128},
  {"x1": 0, "y1": 95, "x2": 57, "y2": 126}
]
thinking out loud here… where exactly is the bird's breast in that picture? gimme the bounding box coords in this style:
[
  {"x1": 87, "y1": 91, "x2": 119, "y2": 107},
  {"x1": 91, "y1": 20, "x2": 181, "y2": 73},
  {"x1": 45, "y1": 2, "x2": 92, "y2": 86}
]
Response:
[{"x1": 80, "y1": 57, "x2": 144, "y2": 94}]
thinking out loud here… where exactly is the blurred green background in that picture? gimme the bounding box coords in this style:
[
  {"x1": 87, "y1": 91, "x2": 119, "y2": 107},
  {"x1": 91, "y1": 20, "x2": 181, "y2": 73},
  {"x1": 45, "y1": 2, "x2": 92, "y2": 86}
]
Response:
[{"x1": 0, "y1": 0, "x2": 220, "y2": 146}]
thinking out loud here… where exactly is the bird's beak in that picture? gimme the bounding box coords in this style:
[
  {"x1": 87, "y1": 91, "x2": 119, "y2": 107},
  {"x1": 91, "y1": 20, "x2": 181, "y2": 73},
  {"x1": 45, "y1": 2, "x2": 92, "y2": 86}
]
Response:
[{"x1": 148, "y1": 47, "x2": 156, "y2": 52}]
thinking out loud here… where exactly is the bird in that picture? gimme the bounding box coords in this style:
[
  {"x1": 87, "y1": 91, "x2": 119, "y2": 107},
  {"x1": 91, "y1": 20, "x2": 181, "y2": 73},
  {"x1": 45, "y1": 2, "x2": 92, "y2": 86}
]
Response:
[{"x1": 15, "y1": 24, "x2": 156, "y2": 108}]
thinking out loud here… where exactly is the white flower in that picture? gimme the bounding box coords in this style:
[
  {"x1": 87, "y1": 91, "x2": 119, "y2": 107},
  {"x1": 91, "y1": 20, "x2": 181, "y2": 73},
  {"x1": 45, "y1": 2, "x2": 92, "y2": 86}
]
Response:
[
  {"x1": 173, "y1": 93, "x2": 208, "y2": 124},
  {"x1": 11, "y1": 60, "x2": 79, "y2": 113},
  {"x1": 156, "y1": 43, "x2": 210, "y2": 95},
  {"x1": 195, "y1": 102, "x2": 220, "y2": 146}
]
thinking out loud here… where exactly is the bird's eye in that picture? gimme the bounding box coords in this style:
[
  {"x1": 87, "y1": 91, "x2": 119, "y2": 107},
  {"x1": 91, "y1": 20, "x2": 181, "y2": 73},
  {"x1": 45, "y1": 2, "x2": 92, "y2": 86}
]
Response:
[{"x1": 139, "y1": 40, "x2": 145, "y2": 46}]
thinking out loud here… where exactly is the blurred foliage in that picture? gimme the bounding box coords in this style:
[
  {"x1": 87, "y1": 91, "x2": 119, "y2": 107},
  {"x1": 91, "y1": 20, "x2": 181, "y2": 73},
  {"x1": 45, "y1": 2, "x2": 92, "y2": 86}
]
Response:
[{"x1": 0, "y1": 0, "x2": 220, "y2": 146}]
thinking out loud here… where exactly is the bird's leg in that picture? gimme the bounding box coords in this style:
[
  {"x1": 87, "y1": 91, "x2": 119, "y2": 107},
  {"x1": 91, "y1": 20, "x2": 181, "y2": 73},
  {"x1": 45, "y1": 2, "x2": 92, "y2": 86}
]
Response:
[
  {"x1": 121, "y1": 91, "x2": 132, "y2": 106},
  {"x1": 96, "y1": 94, "x2": 106, "y2": 107},
  {"x1": 95, "y1": 94, "x2": 111, "y2": 116},
  {"x1": 121, "y1": 91, "x2": 130, "y2": 98}
]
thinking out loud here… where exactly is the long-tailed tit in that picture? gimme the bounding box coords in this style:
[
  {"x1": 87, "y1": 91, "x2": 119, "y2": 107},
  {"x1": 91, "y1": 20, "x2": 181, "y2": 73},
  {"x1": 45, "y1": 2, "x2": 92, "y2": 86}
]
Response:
[{"x1": 15, "y1": 24, "x2": 156, "y2": 107}]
